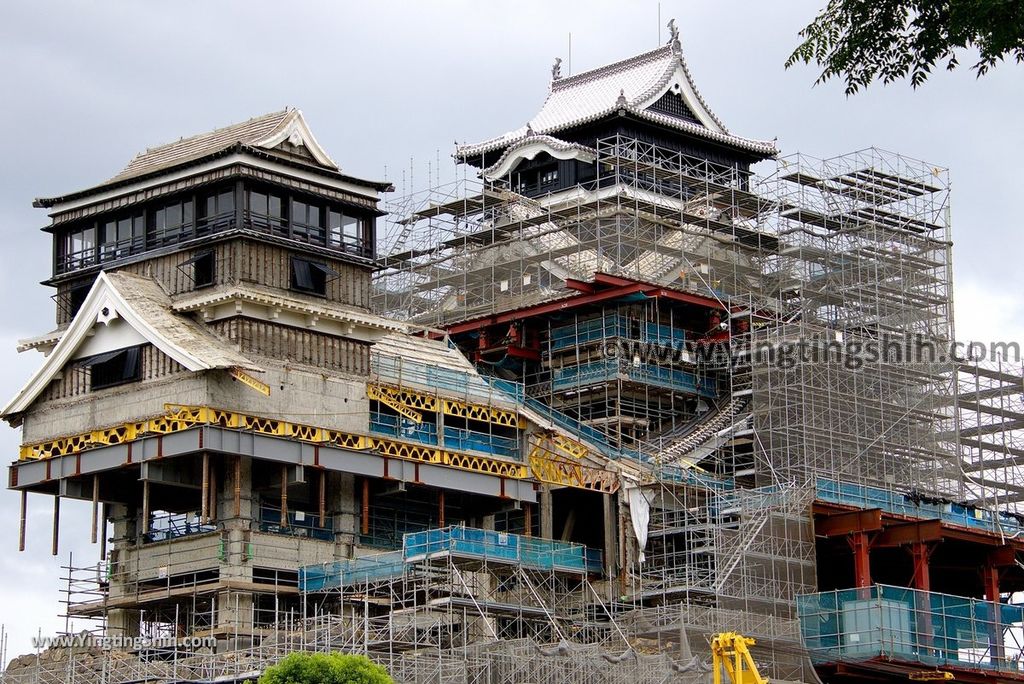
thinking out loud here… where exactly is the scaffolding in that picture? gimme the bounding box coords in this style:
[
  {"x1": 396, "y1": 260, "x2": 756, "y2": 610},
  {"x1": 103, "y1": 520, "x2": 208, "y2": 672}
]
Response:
[
  {"x1": 366, "y1": 135, "x2": 1024, "y2": 684},
  {"x1": 10, "y1": 135, "x2": 1024, "y2": 684}
]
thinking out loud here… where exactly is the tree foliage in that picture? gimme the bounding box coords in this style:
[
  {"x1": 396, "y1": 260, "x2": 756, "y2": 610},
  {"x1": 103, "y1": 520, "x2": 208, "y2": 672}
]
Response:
[
  {"x1": 259, "y1": 652, "x2": 394, "y2": 684},
  {"x1": 786, "y1": 0, "x2": 1024, "y2": 93}
]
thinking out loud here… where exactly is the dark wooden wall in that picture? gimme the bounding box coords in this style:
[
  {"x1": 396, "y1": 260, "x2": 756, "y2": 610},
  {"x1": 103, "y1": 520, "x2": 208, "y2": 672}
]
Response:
[
  {"x1": 210, "y1": 318, "x2": 371, "y2": 375},
  {"x1": 42, "y1": 344, "x2": 187, "y2": 401},
  {"x1": 54, "y1": 238, "x2": 373, "y2": 325}
]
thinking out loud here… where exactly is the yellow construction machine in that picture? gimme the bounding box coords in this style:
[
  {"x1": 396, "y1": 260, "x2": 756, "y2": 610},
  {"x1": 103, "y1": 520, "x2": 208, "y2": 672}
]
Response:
[{"x1": 711, "y1": 632, "x2": 769, "y2": 684}]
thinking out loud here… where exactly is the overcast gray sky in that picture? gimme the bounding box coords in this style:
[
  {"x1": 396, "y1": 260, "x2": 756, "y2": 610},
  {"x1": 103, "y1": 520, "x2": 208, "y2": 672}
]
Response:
[{"x1": 0, "y1": 0, "x2": 1021, "y2": 658}]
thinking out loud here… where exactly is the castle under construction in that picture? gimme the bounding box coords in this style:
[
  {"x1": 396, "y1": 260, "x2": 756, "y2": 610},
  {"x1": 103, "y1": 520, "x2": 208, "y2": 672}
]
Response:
[{"x1": 4, "y1": 23, "x2": 1024, "y2": 684}]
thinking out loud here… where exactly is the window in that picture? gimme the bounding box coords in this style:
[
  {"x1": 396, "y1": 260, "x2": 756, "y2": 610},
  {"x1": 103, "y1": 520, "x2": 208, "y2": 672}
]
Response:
[
  {"x1": 179, "y1": 250, "x2": 215, "y2": 288},
  {"x1": 247, "y1": 190, "x2": 285, "y2": 236},
  {"x1": 540, "y1": 169, "x2": 558, "y2": 185},
  {"x1": 153, "y1": 199, "x2": 194, "y2": 246},
  {"x1": 199, "y1": 189, "x2": 235, "y2": 234},
  {"x1": 63, "y1": 226, "x2": 97, "y2": 271},
  {"x1": 101, "y1": 214, "x2": 145, "y2": 259},
  {"x1": 67, "y1": 283, "x2": 91, "y2": 318},
  {"x1": 291, "y1": 199, "x2": 324, "y2": 243},
  {"x1": 328, "y1": 210, "x2": 363, "y2": 252},
  {"x1": 84, "y1": 346, "x2": 142, "y2": 390},
  {"x1": 194, "y1": 252, "x2": 214, "y2": 287},
  {"x1": 291, "y1": 257, "x2": 336, "y2": 296}
]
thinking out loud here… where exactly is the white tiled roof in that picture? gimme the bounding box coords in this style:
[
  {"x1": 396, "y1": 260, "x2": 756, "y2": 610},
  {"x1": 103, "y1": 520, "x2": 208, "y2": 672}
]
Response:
[{"x1": 457, "y1": 43, "x2": 777, "y2": 158}]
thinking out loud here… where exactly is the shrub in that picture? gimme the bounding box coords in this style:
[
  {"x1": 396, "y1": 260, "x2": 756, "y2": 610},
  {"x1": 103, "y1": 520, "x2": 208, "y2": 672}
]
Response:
[{"x1": 259, "y1": 652, "x2": 393, "y2": 684}]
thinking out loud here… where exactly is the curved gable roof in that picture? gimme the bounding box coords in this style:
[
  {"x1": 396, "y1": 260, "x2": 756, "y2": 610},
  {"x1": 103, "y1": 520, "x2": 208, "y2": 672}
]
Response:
[
  {"x1": 2, "y1": 271, "x2": 260, "y2": 418},
  {"x1": 457, "y1": 40, "x2": 777, "y2": 160}
]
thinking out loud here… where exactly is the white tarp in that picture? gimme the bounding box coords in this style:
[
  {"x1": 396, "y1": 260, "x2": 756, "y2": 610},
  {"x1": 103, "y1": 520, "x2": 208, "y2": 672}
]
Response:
[{"x1": 626, "y1": 486, "x2": 652, "y2": 563}]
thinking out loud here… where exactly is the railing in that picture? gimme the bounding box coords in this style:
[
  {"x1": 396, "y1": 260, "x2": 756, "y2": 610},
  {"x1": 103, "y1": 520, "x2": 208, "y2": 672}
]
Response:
[
  {"x1": 798, "y1": 585, "x2": 1024, "y2": 673},
  {"x1": 550, "y1": 358, "x2": 716, "y2": 397},
  {"x1": 299, "y1": 551, "x2": 406, "y2": 591},
  {"x1": 815, "y1": 478, "x2": 1024, "y2": 538},
  {"x1": 369, "y1": 411, "x2": 519, "y2": 458},
  {"x1": 549, "y1": 315, "x2": 686, "y2": 351},
  {"x1": 257, "y1": 503, "x2": 333, "y2": 541},
  {"x1": 144, "y1": 512, "x2": 216, "y2": 543},
  {"x1": 372, "y1": 354, "x2": 511, "y2": 403},
  {"x1": 369, "y1": 410, "x2": 437, "y2": 444},
  {"x1": 55, "y1": 211, "x2": 373, "y2": 275},
  {"x1": 404, "y1": 526, "x2": 603, "y2": 574},
  {"x1": 299, "y1": 526, "x2": 603, "y2": 592}
]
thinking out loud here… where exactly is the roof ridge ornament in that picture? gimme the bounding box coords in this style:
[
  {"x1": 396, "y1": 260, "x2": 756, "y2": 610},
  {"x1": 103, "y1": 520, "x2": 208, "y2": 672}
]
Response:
[
  {"x1": 666, "y1": 18, "x2": 681, "y2": 52},
  {"x1": 551, "y1": 57, "x2": 562, "y2": 81},
  {"x1": 616, "y1": 89, "x2": 628, "y2": 108}
]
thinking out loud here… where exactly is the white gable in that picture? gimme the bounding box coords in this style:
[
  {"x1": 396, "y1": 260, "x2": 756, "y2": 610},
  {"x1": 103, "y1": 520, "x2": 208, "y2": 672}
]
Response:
[{"x1": 2, "y1": 271, "x2": 260, "y2": 418}]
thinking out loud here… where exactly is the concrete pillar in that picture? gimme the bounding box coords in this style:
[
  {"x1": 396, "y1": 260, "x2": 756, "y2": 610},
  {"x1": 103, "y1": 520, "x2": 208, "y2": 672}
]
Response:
[
  {"x1": 106, "y1": 504, "x2": 140, "y2": 640},
  {"x1": 215, "y1": 455, "x2": 255, "y2": 646},
  {"x1": 334, "y1": 472, "x2": 357, "y2": 557},
  {"x1": 219, "y1": 456, "x2": 253, "y2": 582},
  {"x1": 216, "y1": 590, "x2": 255, "y2": 650}
]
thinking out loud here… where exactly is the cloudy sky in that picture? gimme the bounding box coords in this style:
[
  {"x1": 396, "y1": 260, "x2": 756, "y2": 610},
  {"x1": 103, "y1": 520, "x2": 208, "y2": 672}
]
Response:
[{"x1": 0, "y1": 0, "x2": 1021, "y2": 658}]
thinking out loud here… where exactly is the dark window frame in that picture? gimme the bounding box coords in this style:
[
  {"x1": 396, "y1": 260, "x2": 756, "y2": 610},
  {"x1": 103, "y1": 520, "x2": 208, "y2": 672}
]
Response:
[
  {"x1": 180, "y1": 250, "x2": 216, "y2": 288},
  {"x1": 83, "y1": 346, "x2": 143, "y2": 391},
  {"x1": 290, "y1": 256, "x2": 337, "y2": 296},
  {"x1": 198, "y1": 187, "x2": 235, "y2": 235},
  {"x1": 151, "y1": 197, "x2": 195, "y2": 247}
]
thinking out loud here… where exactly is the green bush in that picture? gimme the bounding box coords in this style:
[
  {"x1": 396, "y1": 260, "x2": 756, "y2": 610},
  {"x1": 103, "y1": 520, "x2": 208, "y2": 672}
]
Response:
[{"x1": 259, "y1": 652, "x2": 394, "y2": 684}]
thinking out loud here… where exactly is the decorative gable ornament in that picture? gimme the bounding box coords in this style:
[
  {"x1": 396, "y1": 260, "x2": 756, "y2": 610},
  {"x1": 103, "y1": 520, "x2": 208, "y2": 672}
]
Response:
[{"x1": 253, "y1": 109, "x2": 339, "y2": 170}]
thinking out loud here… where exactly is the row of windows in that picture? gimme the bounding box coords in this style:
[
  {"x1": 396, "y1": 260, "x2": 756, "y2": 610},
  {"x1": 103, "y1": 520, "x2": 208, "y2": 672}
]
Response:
[{"x1": 57, "y1": 185, "x2": 373, "y2": 274}]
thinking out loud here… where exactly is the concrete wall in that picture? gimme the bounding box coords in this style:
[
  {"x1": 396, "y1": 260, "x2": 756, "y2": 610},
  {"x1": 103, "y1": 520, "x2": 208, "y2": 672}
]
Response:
[
  {"x1": 208, "y1": 367, "x2": 367, "y2": 434},
  {"x1": 23, "y1": 370, "x2": 211, "y2": 444}
]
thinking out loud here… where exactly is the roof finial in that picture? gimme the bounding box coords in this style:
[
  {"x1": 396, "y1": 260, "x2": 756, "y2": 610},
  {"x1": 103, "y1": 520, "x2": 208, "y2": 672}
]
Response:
[
  {"x1": 616, "y1": 89, "x2": 628, "y2": 107},
  {"x1": 551, "y1": 57, "x2": 563, "y2": 81},
  {"x1": 666, "y1": 18, "x2": 681, "y2": 51}
]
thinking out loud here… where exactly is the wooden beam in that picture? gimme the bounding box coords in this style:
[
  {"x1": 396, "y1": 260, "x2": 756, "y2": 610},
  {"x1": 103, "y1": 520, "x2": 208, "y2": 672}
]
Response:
[
  {"x1": 90, "y1": 475, "x2": 99, "y2": 544},
  {"x1": 816, "y1": 508, "x2": 883, "y2": 537},
  {"x1": 280, "y1": 465, "x2": 289, "y2": 529},
  {"x1": 233, "y1": 455, "x2": 241, "y2": 518},
  {"x1": 142, "y1": 479, "x2": 150, "y2": 534},
  {"x1": 51, "y1": 495, "x2": 60, "y2": 557},
  {"x1": 201, "y1": 452, "x2": 210, "y2": 523},
  {"x1": 361, "y1": 478, "x2": 370, "y2": 536},
  {"x1": 318, "y1": 470, "x2": 326, "y2": 522}
]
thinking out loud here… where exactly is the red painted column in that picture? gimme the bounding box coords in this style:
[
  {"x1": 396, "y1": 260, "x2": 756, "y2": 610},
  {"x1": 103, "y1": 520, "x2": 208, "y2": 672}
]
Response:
[
  {"x1": 910, "y1": 542, "x2": 931, "y2": 591},
  {"x1": 910, "y1": 543, "x2": 934, "y2": 652},
  {"x1": 849, "y1": 531, "x2": 872, "y2": 588},
  {"x1": 983, "y1": 562, "x2": 1004, "y2": 666}
]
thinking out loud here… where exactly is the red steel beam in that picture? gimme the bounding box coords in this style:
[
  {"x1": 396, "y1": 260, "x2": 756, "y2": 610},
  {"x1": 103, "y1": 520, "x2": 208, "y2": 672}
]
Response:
[
  {"x1": 445, "y1": 275, "x2": 726, "y2": 336},
  {"x1": 873, "y1": 519, "x2": 943, "y2": 547},
  {"x1": 989, "y1": 545, "x2": 1017, "y2": 567},
  {"x1": 444, "y1": 282, "x2": 653, "y2": 335},
  {"x1": 816, "y1": 508, "x2": 883, "y2": 537}
]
